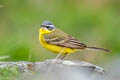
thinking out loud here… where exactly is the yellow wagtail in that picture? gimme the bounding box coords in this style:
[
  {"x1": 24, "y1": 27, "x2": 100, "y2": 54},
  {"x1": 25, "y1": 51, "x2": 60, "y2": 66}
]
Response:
[{"x1": 39, "y1": 20, "x2": 110, "y2": 60}]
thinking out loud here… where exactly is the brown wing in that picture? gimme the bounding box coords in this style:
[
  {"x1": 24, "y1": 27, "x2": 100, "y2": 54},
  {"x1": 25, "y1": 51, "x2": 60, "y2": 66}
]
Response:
[{"x1": 45, "y1": 35, "x2": 87, "y2": 49}]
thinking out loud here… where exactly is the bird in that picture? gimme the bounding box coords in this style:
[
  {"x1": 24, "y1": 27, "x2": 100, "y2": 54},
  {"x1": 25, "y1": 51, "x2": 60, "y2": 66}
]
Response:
[{"x1": 39, "y1": 20, "x2": 110, "y2": 60}]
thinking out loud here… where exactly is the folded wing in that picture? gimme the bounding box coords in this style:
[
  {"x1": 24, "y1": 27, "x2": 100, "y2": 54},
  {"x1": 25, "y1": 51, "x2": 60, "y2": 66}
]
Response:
[{"x1": 45, "y1": 35, "x2": 87, "y2": 49}]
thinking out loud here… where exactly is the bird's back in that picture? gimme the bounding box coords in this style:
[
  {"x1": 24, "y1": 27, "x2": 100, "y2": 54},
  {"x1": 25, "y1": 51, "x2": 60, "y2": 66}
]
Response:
[{"x1": 44, "y1": 28, "x2": 68, "y2": 39}]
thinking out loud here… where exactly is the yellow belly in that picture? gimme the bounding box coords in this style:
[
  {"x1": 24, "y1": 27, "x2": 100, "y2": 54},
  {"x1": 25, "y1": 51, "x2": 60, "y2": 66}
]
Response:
[{"x1": 42, "y1": 43, "x2": 77, "y2": 54}]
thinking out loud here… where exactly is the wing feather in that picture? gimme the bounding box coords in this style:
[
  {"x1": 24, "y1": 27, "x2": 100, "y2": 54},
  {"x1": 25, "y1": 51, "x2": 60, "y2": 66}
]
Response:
[{"x1": 45, "y1": 35, "x2": 87, "y2": 49}]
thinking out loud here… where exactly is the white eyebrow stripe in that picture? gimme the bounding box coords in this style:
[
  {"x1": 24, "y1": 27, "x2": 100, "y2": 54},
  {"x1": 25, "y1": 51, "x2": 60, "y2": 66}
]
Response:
[{"x1": 46, "y1": 25, "x2": 55, "y2": 28}]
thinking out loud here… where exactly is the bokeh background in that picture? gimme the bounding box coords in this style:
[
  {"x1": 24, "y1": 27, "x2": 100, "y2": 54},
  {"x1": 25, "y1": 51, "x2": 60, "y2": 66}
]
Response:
[{"x1": 0, "y1": 0, "x2": 120, "y2": 67}]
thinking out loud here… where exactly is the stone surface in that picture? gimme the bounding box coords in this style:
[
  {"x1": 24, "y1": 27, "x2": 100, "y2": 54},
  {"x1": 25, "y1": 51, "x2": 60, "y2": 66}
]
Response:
[{"x1": 0, "y1": 59, "x2": 105, "y2": 80}]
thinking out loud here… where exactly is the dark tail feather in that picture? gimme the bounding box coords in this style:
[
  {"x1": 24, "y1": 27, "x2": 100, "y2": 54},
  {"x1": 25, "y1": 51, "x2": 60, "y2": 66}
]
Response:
[{"x1": 87, "y1": 47, "x2": 110, "y2": 52}]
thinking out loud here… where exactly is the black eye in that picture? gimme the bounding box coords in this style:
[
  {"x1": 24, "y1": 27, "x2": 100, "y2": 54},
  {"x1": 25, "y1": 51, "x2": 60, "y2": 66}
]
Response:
[
  {"x1": 41, "y1": 24, "x2": 55, "y2": 30},
  {"x1": 47, "y1": 26, "x2": 53, "y2": 30},
  {"x1": 46, "y1": 26, "x2": 50, "y2": 29}
]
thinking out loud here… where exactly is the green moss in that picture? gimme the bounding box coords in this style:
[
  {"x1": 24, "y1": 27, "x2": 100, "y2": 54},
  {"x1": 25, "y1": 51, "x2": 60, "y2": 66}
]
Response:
[{"x1": 0, "y1": 66, "x2": 20, "y2": 80}]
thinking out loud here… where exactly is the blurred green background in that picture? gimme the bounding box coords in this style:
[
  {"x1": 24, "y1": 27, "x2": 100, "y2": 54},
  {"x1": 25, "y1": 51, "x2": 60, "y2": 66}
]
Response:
[{"x1": 0, "y1": 0, "x2": 120, "y2": 66}]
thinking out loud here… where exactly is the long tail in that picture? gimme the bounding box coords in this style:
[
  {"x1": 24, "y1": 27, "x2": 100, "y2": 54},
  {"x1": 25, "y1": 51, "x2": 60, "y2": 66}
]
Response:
[{"x1": 87, "y1": 47, "x2": 110, "y2": 52}]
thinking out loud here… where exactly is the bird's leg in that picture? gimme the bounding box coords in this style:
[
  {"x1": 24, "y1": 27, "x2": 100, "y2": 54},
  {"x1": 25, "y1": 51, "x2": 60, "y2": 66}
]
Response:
[
  {"x1": 60, "y1": 53, "x2": 68, "y2": 60},
  {"x1": 57, "y1": 54, "x2": 64, "y2": 59},
  {"x1": 55, "y1": 48, "x2": 65, "y2": 60},
  {"x1": 41, "y1": 48, "x2": 65, "y2": 80},
  {"x1": 54, "y1": 52, "x2": 63, "y2": 61}
]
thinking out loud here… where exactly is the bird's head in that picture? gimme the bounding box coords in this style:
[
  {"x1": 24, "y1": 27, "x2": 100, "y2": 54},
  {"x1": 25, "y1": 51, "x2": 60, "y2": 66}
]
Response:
[{"x1": 40, "y1": 20, "x2": 56, "y2": 34}]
